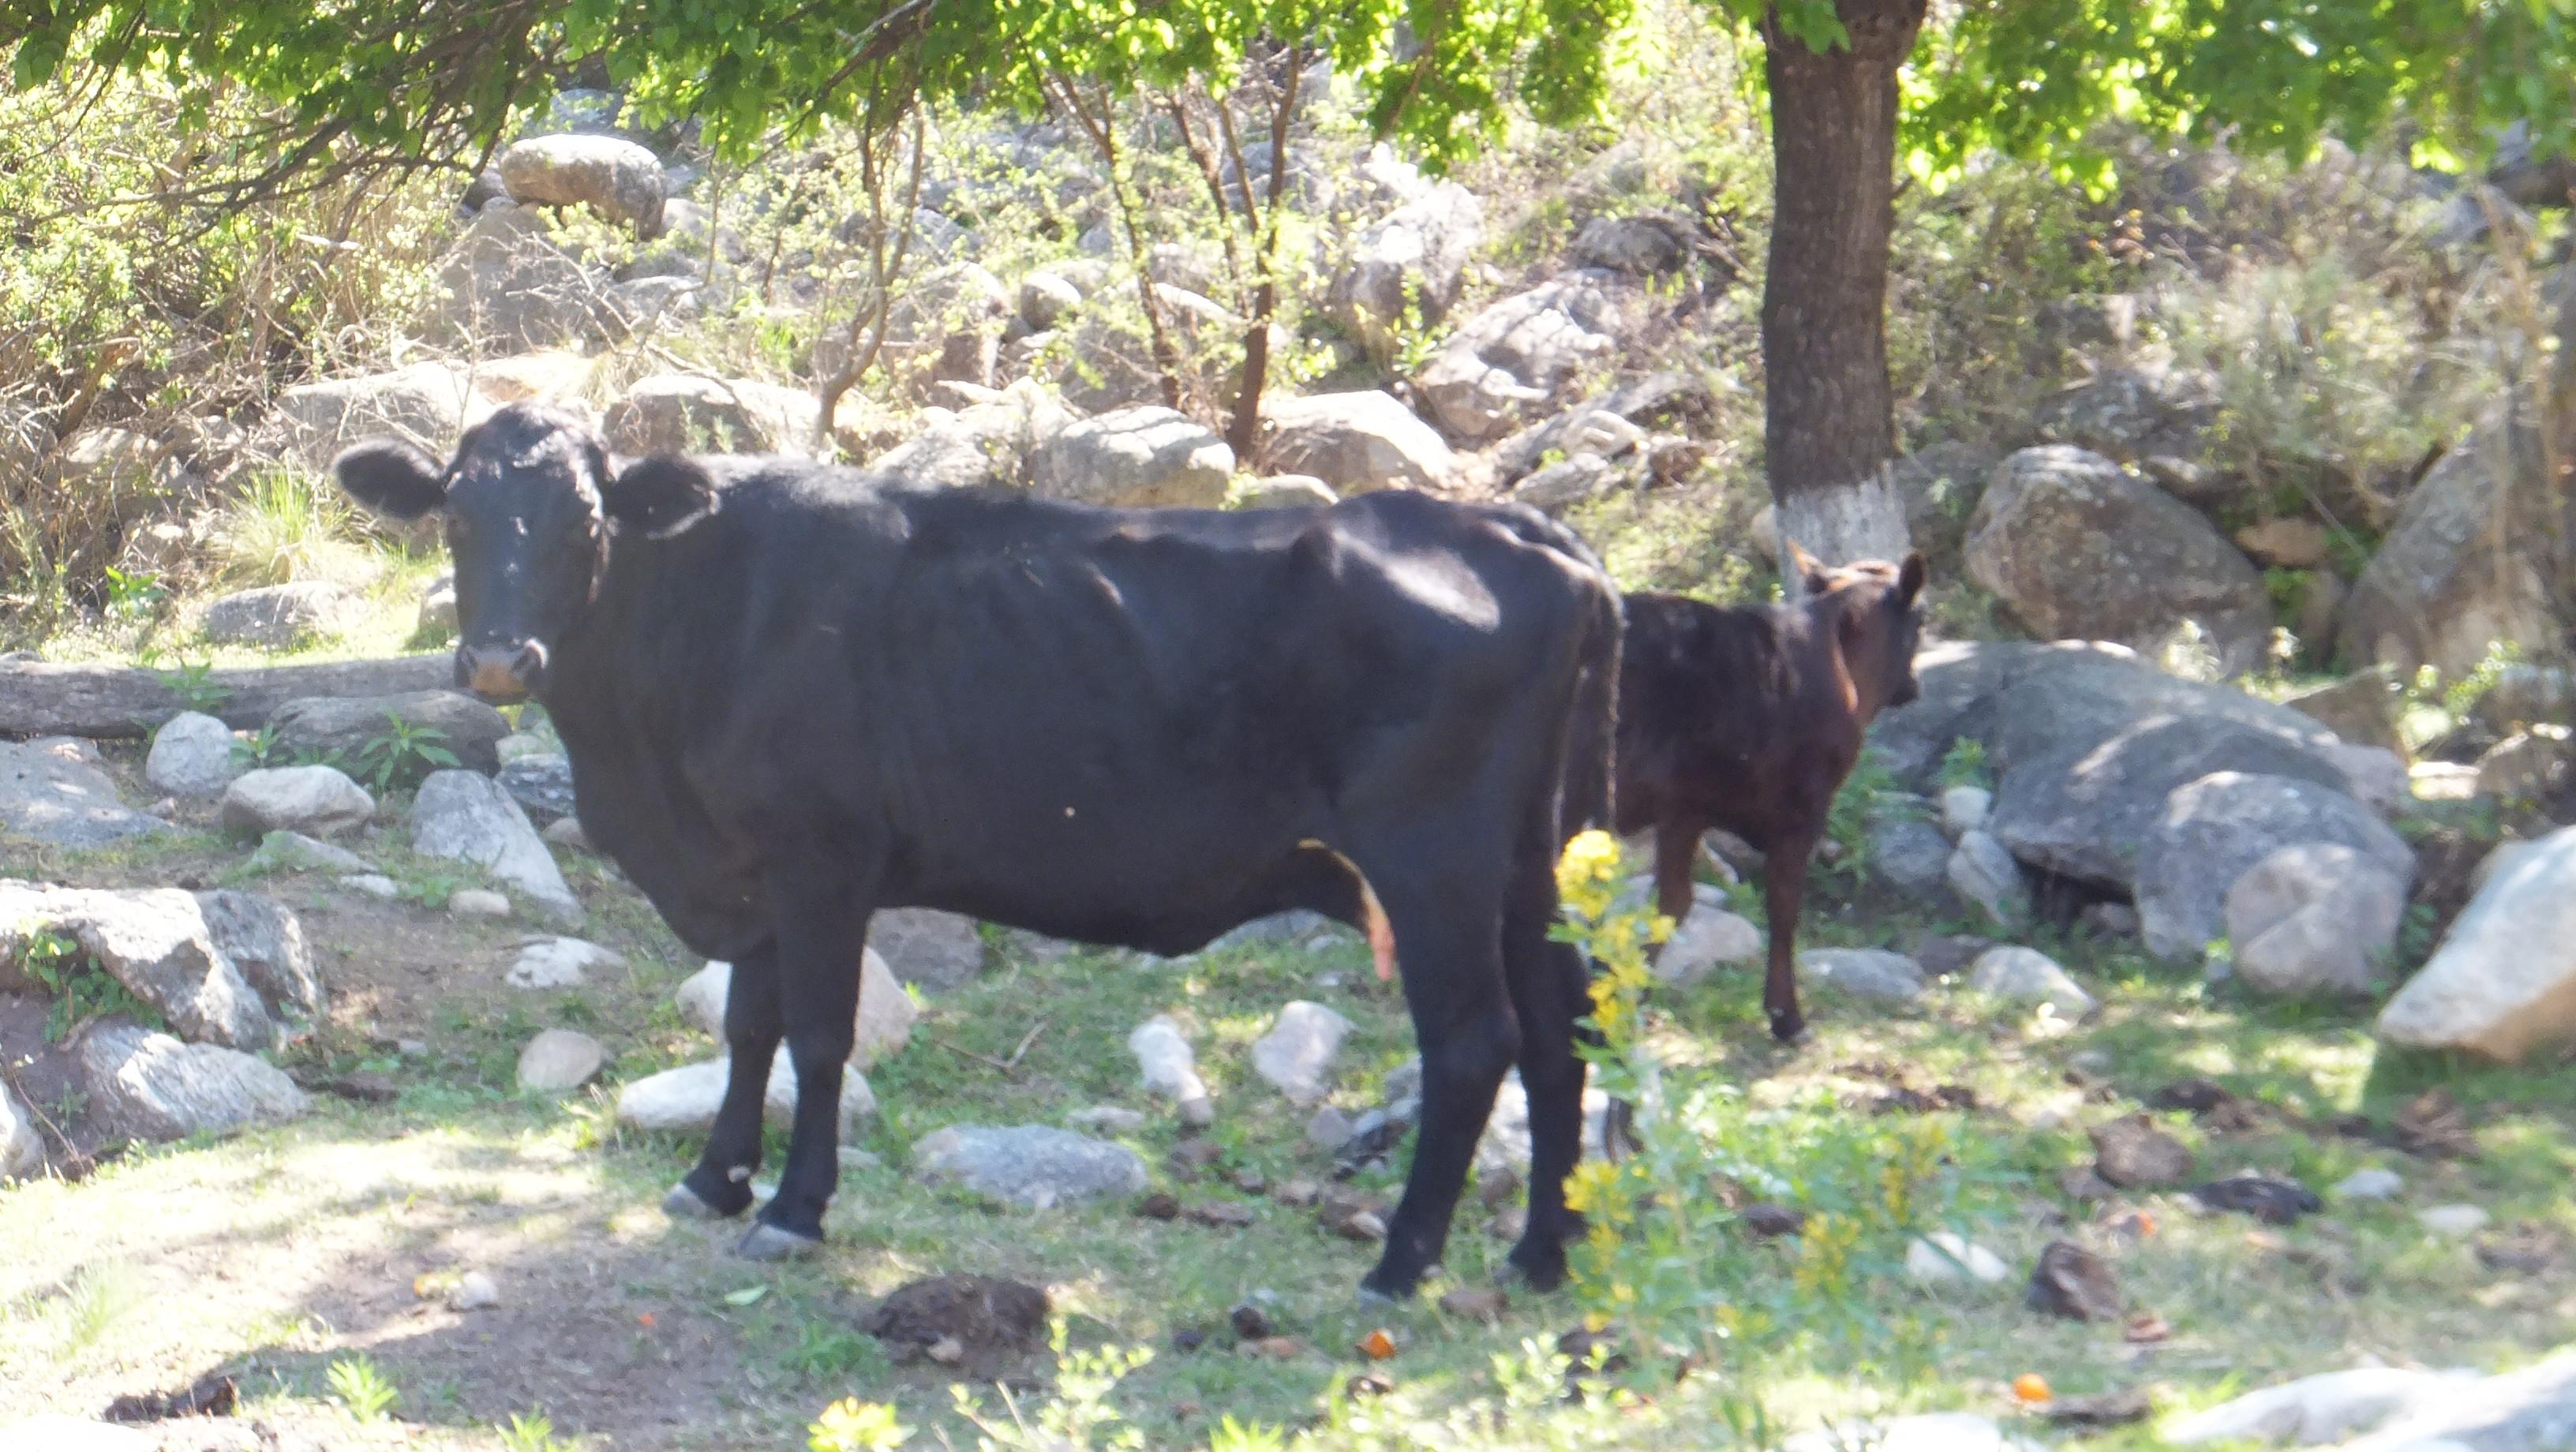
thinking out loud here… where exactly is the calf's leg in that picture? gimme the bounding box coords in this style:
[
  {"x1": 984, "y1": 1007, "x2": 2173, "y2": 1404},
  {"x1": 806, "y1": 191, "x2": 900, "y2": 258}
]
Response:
[
  {"x1": 1762, "y1": 829, "x2": 1818, "y2": 1042},
  {"x1": 1500, "y1": 850, "x2": 1591, "y2": 1290},
  {"x1": 1652, "y1": 814, "x2": 1706, "y2": 924},
  {"x1": 737, "y1": 865, "x2": 875, "y2": 1261},
  {"x1": 667, "y1": 940, "x2": 783, "y2": 1220}
]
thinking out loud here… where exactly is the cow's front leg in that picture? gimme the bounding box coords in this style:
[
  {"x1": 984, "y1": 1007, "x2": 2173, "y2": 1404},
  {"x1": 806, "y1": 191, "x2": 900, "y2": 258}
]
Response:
[
  {"x1": 736, "y1": 862, "x2": 875, "y2": 1261},
  {"x1": 666, "y1": 941, "x2": 782, "y2": 1221}
]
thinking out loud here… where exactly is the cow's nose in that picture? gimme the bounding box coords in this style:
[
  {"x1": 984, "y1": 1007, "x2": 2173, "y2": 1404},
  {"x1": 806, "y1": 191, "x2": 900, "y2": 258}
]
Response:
[{"x1": 456, "y1": 641, "x2": 546, "y2": 702}]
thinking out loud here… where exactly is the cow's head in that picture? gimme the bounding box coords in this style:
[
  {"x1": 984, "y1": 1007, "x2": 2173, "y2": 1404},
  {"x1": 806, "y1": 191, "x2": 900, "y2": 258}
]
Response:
[
  {"x1": 332, "y1": 403, "x2": 717, "y2": 703},
  {"x1": 1787, "y1": 541, "x2": 1928, "y2": 720}
]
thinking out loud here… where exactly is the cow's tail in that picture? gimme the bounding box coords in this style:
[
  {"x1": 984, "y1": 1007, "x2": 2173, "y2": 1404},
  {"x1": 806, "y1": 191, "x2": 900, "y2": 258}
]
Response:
[{"x1": 1562, "y1": 570, "x2": 1620, "y2": 841}]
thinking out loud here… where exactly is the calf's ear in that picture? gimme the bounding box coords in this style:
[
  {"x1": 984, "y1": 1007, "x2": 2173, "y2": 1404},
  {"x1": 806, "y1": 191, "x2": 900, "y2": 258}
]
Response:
[
  {"x1": 605, "y1": 455, "x2": 719, "y2": 539},
  {"x1": 332, "y1": 439, "x2": 447, "y2": 520},
  {"x1": 1897, "y1": 550, "x2": 1926, "y2": 604},
  {"x1": 1784, "y1": 539, "x2": 1835, "y2": 597}
]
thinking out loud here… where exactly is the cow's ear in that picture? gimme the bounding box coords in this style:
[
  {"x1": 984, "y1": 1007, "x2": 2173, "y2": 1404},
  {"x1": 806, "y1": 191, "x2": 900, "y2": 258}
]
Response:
[
  {"x1": 1896, "y1": 550, "x2": 1926, "y2": 605},
  {"x1": 333, "y1": 439, "x2": 446, "y2": 520},
  {"x1": 1784, "y1": 539, "x2": 1835, "y2": 597},
  {"x1": 605, "y1": 455, "x2": 719, "y2": 538}
]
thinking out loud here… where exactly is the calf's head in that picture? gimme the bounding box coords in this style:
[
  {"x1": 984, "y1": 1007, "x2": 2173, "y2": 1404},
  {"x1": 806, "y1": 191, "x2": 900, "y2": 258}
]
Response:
[
  {"x1": 1787, "y1": 541, "x2": 1928, "y2": 720},
  {"x1": 332, "y1": 403, "x2": 717, "y2": 702}
]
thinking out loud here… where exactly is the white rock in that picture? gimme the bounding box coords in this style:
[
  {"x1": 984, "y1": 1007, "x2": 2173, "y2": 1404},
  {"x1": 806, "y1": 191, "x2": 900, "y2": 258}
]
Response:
[
  {"x1": 1946, "y1": 829, "x2": 2028, "y2": 925},
  {"x1": 2418, "y1": 1203, "x2": 2492, "y2": 1237},
  {"x1": 2165, "y1": 1366, "x2": 2475, "y2": 1445},
  {"x1": 1066, "y1": 1106, "x2": 1148, "y2": 1132},
  {"x1": 507, "y1": 936, "x2": 625, "y2": 989},
  {"x1": 1028, "y1": 405, "x2": 1233, "y2": 508},
  {"x1": 450, "y1": 889, "x2": 511, "y2": 918},
  {"x1": 450, "y1": 1270, "x2": 502, "y2": 1311},
  {"x1": 2335, "y1": 1167, "x2": 2405, "y2": 1201},
  {"x1": 496, "y1": 732, "x2": 553, "y2": 763},
  {"x1": 1128, "y1": 1016, "x2": 1211, "y2": 1111},
  {"x1": 1651, "y1": 904, "x2": 1763, "y2": 986},
  {"x1": 76, "y1": 1022, "x2": 308, "y2": 1142},
  {"x1": 1797, "y1": 949, "x2": 1928, "y2": 1005},
  {"x1": 1939, "y1": 785, "x2": 1991, "y2": 838},
  {"x1": 1967, "y1": 946, "x2": 2097, "y2": 1016},
  {"x1": 2226, "y1": 843, "x2": 2407, "y2": 997},
  {"x1": 1904, "y1": 1232, "x2": 2009, "y2": 1285},
  {"x1": 541, "y1": 816, "x2": 590, "y2": 850},
  {"x1": 250, "y1": 829, "x2": 371, "y2": 874},
  {"x1": 414, "y1": 769, "x2": 580, "y2": 923},
  {"x1": 144, "y1": 712, "x2": 243, "y2": 798},
  {"x1": 1250, "y1": 1001, "x2": 1352, "y2": 1104},
  {"x1": 2331, "y1": 1349, "x2": 2576, "y2": 1452},
  {"x1": 672, "y1": 952, "x2": 915, "y2": 1068},
  {"x1": 219, "y1": 765, "x2": 375, "y2": 839},
  {"x1": 2379, "y1": 824, "x2": 2576, "y2": 1061},
  {"x1": 515, "y1": 1028, "x2": 605, "y2": 1091},
  {"x1": 340, "y1": 874, "x2": 399, "y2": 900},
  {"x1": 1, "y1": 1080, "x2": 43, "y2": 1182},
  {"x1": 616, "y1": 1048, "x2": 875, "y2": 1134},
  {"x1": 675, "y1": 960, "x2": 729, "y2": 1035},
  {"x1": 910, "y1": 1124, "x2": 1150, "y2": 1207}
]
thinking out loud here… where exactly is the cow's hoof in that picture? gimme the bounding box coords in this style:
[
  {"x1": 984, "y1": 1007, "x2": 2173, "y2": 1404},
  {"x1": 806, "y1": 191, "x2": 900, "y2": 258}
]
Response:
[
  {"x1": 1767, "y1": 1009, "x2": 1807, "y2": 1044},
  {"x1": 1504, "y1": 1241, "x2": 1570, "y2": 1293},
  {"x1": 734, "y1": 1222, "x2": 825, "y2": 1261},
  {"x1": 1357, "y1": 1264, "x2": 1424, "y2": 1302},
  {"x1": 664, "y1": 1182, "x2": 746, "y2": 1221}
]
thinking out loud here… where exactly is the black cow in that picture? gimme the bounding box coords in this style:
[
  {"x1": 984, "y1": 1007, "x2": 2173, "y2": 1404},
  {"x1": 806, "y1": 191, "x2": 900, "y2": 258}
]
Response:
[
  {"x1": 1610, "y1": 544, "x2": 1924, "y2": 1041},
  {"x1": 334, "y1": 404, "x2": 1619, "y2": 1297}
]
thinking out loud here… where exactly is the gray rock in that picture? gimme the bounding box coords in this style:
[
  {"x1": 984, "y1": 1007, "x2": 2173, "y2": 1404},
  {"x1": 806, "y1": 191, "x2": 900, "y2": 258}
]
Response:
[
  {"x1": 2031, "y1": 365, "x2": 2224, "y2": 493},
  {"x1": 2224, "y1": 843, "x2": 2407, "y2": 996},
  {"x1": 616, "y1": 1047, "x2": 874, "y2": 1133},
  {"x1": 1028, "y1": 406, "x2": 1233, "y2": 508},
  {"x1": 1128, "y1": 1015, "x2": 1211, "y2": 1112},
  {"x1": 676, "y1": 950, "x2": 915, "y2": 1068},
  {"x1": 77, "y1": 1020, "x2": 307, "y2": 1142},
  {"x1": 2338, "y1": 410, "x2": 2559, "y2": 678},
  {"x1": 1490, "y1": 372, "x2": 1720, "y2": 485},
  {"x1": 1067, "y1": 1105, "x2": 1146, "y2": 1133},
  {"x1": 2379, "y1": 824, "x2": 2576, "y2": 1061},
  {"x1": 1782, "y1": 1415, "x2": 2038, "y2": 1452},
  {"x1": 1796, "y1": 949, "x2": 1927, "y2": 1005},
  {"x1": 2135, "y1": 772, "x2": 2413, "y2": 963},
  {"x1": 498, "y1": 754, "x2": 576, "y2": 825},
  {"x1": 516, "y1": 1028, "x2": 605, "y2": 1091},
  {"x1": 496, "y1": 732, "x2": 553, "y2": 763},
  {"x1": 1966, "y1": 946, "x2": 2096, "y2": 1016},
  {"x1": 425, "y1": 207, "x2": 615, "y2": 354},
  {"x1": 506, "y1": 936, "x2": 623, "y2": 989},
  {"x1": 1651, "y1": 904, "x2": 1763, "y2": 986},
  {"x1": 1307, "y1": 1104, "x2": 1355, "y2": 1148},
  {"x1": 2332, "y1": 1348, "x2": 2576, "y2": 1452},
  {"x1": 1570, "y1": 213, "x2": 1694, "y2": 275},
  {"x1": 1211, "y1": 910, "x2": 1335, "y2": 951},
  {"x1": 196, "y1": 889, "x2": 326, "y2": 1032},
  {"x1": 449, "y1": 888, "x2": 512, "y2": 918},
  {"x1": 868, "y1": 908, "x2": 986, "y2": 993},
  {"x1": 1237, "y1": 474, "x2": 1339, "y2": 511},
  {"x1": 340, "y1": 874, "x2": 399, "y2": 900},
  {"x1": 605, "y1": 373, "x2": 818, "y2": 456},
  {"x1": 1250, "y1": 1001, "x2": 1352, "y2": 1104},
  {"x1": 1475, "y1": 1067, "x2": 1616, "y2": 1176},
  {"x1": 1511, "y1": 454, "x2": 1621, "y2": 513},
  {"x1": 2164, "y1": 1365, "x2": 2473, "y2": 1446},
  {"x1": 541, "y1": 817, "x2": 590, "y2": 851},
  {"x1": 0, "y1": 739, "x2": 170, "y2": 847},
  {"x1": 1259, "y1": 391, "x2": 1462, "y2": 494},
  {"x1": 417, "y1": 573, "x2": 459, "y2": 638},
  {"x1": 2, "y1": 1080, "x2": 43, "y2": 1182},
  {"x1": 144, "y1": 712, "x2": 243, "y2": 799},
  {"x1": 910, "y1": 1124, "x2": 1148, "y2": 1207},
  {"x1": 1939, "y1": 786, "x2": 1990, "y2": 836},
  {"x1": 268, "y1": 690, "x2": 511, "y2": 775},
  {"x1": 200, "y1": 582, "x2": 351, "y2": 649},
  {"x1": 1965, "y1": 447, "x2": 2271, "y2": 675},
  {"x1": 1415, "y1": 269, "x2": 1639, "y2": 440},
  {"x1": 1870, "y1": 816, "x2": 1960, "y2": 908},
  {"x1": 2477, "y1": 731, "x2": 2571, "y2": 802},
  {"x1": 272, "y1": 362, "x2": 474, "y2": 468},
  {"x1": 0, "y1": 882, "x2": 277, "y2": 1050},
  {"x1": 1325, "y1": 182, "x2": 1484, "y2": 354},
  {"x1": 412, "y1": 769, "x2": 580, "y2": 925},
  {"x1": 1017, "y1": 271, "x2": 1084, "y2": 332},
  {"x1": 2234, "y1": 517, "x2": 2332, "y2": 568},
  {"x1": 2334, "y1": 1167, "x2": 2404, "y2": 1201},
  {"x1": 1946, "y1": 830, "x2": 2029, "y2": 925},
  {"x1": 220, "y1": 765, "x2": 375, "y2": 840},
  {"x1": 497, "y1": 133, "x2": 668, "y2": 235}
]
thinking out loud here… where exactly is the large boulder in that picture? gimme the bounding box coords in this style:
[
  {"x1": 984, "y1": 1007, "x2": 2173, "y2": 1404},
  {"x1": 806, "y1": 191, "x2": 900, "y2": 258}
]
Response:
[
  {"x1": 267, "y1": 690, "x2": 511, "y2": 775},
  {"x1": 2031, "y1": 365, "x2": 2226, "y2": 503},
  {"x1": 2134, "y1": 772, "x2": 2413, "y2": 963},
  {"x1": 194, "y1": 889, "x2": 327, "y2": 1032},
  {"x1": 910, "y1": 1124, "x2": 1149, "y2": 1208},
  {"x1": 2225, "y1": 843, "x2": 2408, "y2": 997},
  {"x1": 1570, "y1": 214, "x2": 1696, "y2": 276},
  {"x1": 868, "y1": 908, "x2": 987, "y2": 993},
  {"x1": 411, "y1": 769, "x2": 581, "y2": 925},
  {"x1": 0, "y1": 883, "x2": 275, "y2": 1050},
  {"x1": 497, "y1": 754, "x2": 575, "y2": 825},
  {"x1": 1028, "y1": 406, "x2": 1232, "y2": 508},
  {"x1": 1324, "y1": 182, "x2": 1485, "y2": 354},
  {"x1": 1491, "y1": 372, "x2": 1722, "y2": 487},
  {"x1": 676, "y1": 950, "x2": 917, "y2": 1069},
  {"x1": 605, "y1": 374, "x2": 818, "y2": 457},
  {"x1": 1258, "y1": 391, "x2": 1462, "y2": 494},
  {"x1": 1964, "y1": 447, "x2": 2271, "y2": 675},
  {"x1": 145, "y1": 712, "x2": 242, "y2": 799},
  {"x1": 272, "y1": 362, "x2": 474, "y2": 470},
  {"x1": 1414, "y1": 269, "x2": 1639, "y2": 440},
  {"x1": 77, "y1": 1020, "x2": 308, "y2": 1143},
  {"x1": 200, "y1": 582, "x2": 354, "y2": 649},
  {"x1": 2379, "y1": 825, "x2": 2576, "y2": 1061},
  {"x1": 2336, "y1": 414, "x2": 2559, "y2": 678},
  {"x1": 496, "y1": 133, "x2": 668, "y2": 236},
  {"x1": 0, "y1": 739, "x2": 170, "y2": 848},
  {"x1": 0, "y1": 1080, "x2": 39, "y2": 1182},
  {"x1": 219, "y1": 765, "x2": 375, "y2": 840},
  {"x1": 616, "y1": 1047, "x2": 875, "y2": 1134},
  {"x1": 425, "y1": 206, "x2": 616, "y2": 354}
]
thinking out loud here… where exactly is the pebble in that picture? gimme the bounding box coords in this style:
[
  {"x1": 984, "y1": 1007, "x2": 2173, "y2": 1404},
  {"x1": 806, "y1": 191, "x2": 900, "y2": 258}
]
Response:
[
  {"x1": 1905, "y1": 1232, "x2": 2009, "y2": 1285},
  {"x1": 450, "y1": 889, "x2": 511, "y2": 918},
  {"x1": 926, "y1": 1337, "x2": 964, "y2": 1366},
  {"x1": 1306, "y1": 1106, "x2": 1355, "y2": 1149},
  {"x1": 450, "y1": 1271, "x2": 500, "y2": 1310},
  {"x1": 2334, "y1": 1167, "x2": 2404, "y2": 1201},
  {"x1": 1066, "y1": 1106, "x2": 1148, "y2": 1133},
  {"x1": 2419, "y1": 1203, "x2": 2492, "y2": 1237},
  {"x1": 341, "y1": 874, "x2": 399, "y2": 900}
]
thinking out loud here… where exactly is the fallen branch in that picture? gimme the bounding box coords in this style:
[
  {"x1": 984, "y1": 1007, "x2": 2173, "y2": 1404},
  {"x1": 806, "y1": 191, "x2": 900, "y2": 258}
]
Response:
[
  {"x1": 0, "y1": 654, "x2": 454, "y2": 740},
  {"x1": 927, "y1": 1017, "x2": 1050, "y2": 1080}
]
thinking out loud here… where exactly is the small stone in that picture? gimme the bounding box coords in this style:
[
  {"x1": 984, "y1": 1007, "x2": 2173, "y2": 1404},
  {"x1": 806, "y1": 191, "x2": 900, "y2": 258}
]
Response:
[
  {"x1": 1947, "y1": 829, "x2": 2030, "y2": 924},
  {"x1": 1251, "y1": 1001, "x2": 1353, "y2": 1104},
  {"x1": 2027, "y1": 1240, "x2": 2123, "y2": 1322},
  {"x1": 145, "y1": 712, "x2": 244, "y2": 799},
  {"x1": 1231, "y1": 1168, "x2": 1267, "y2": 1195},
  {"x1": 2419, "y1": 1203, "x2": 2492, "y2": 1237},
  {"x1": 1743, "y1": 1203, "x2": 1806, "y2": 1238},
  {"x1": 250, "y1": 830, "x2": 370, "y2": 874},
  {"x1": 910, "y1": 1124, "x2": 1150, "y2": 1207},
  {"x1": 1307, "y1": 1106, "x2": 1356, "y2": 1149},
  {"x1": 1940, "y1": 785, "x2": 1992, "y2": 837},
  {"x1": 1796, "y1": 949, "x2": 1929, "y2": 1005},
  {"x1": 1439, "y1": 1287, "x2": 1508, "y2": 1321},
  {"x1": 1968, "y1": 946, "x2": 2098, "y2": 1017},
  {"x1": 541, "y1": 817, "x2": 590, "y2": 850},
  {"x1": 220, "y1": 765, "x2": 376, "y2": 840},
  {"x1": 1905, "y1": 1232, "x2": 2009, "y2": 1285},
  {"x1": 1653, "y1": 904, "x2": 1765, "y2": 985},
  {"x1": 1068, "y1": 1106, "x2": 1147, "y2": 1133},
  {"x1": 1135, "y1": 1192, "x2": 1181, "y2": 1221},
  {"x1": 450, "y1": 889, "x2": 511, "y2": 918},
  {"x1": 926, "y1": 1337, "x2": 965, "y2": 1366},
  {"x1": 515, "y1": 1028, "x2": 605, "y2": 1091},
  {"x1": 507, "y1": 935, "x2": 626, "y2": 989},
  {"x1": 2334, "y1": 1167, "x2": 2404, "y2": 1201},
  {"x1": 1272, "y1": 1177, "x2": 1321, "y2": 1207},
  {"x1": 2059, "y1": 1166, "x2": 2115, "y2": 1202},
  {"x1": 1247, "y1": 1335, "x2": 1305, "y2": 1360},
  {"x1": 1186, "y1": 1200, "x2": 1256, "y2": 1228},
  {"x1": 1169, "y1": 1139, "x2": 1225, "y2": 1176},
  {"x1": 2090, "y1": 1115, "x2": 2195, "y2": 1188},
  {"x1": 1229, "y1": 1304, "x2": 1275, "y2": 1341},
  {"x1": 450, "y1": 1270, "x2": 501, "y2": 1311},
  {"x1": 2191, "y1": 1175, "x2": 2323, "y2": 1225},
  {"x1": 340, "y1": 874, "x2": 399, "y2": 900},
  {"x1": 1128, "y1": 1016, "x2": 1211, "y2": 1109},
  {"x1": 1171, "y1": 1327, "x2": 1208, "y2": 1353},
  {"x1": 1178, "y1": 1096, "x2": 1215, "y2": 1128},
  {"x1": 496, "y1": 732, "x2": 552, "y2": 763}
]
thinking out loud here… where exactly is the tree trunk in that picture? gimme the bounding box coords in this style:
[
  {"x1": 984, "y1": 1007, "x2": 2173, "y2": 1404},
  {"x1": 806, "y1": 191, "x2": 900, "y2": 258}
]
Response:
[
  {"x1": 1760, "y1": 0, "x2": 1926, "y2": 571},
  {"x1": 0, "y1": 655, "x2": 455, "y2": 739}
]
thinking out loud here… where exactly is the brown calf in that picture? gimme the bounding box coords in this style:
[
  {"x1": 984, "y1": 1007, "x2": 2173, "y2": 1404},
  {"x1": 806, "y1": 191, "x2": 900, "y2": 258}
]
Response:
[{"x1": 1614, "y1": 544, "x2": 1926, "y2": 1040}]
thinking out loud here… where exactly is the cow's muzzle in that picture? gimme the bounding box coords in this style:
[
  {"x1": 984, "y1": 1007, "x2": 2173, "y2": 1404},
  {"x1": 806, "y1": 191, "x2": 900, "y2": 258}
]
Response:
[{"x1": 457, "y1": 640, "x2": 547, "y2": 702}]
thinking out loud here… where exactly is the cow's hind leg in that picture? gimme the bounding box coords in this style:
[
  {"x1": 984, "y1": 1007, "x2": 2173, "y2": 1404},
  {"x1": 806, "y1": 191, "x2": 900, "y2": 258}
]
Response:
[
  {"x1": 667, "y1": 939, "x2": 783, "y2": 1221},
  {"x1": 1762, "y1": 827, "x2": 1818, "y2": 1042},
  {"x1": 737, "y1": 862, "x2": 876, "y2": 1261},
  {"x1": 1357, "y1": 867, "x2": 1515, "y2": 1300},
  {"x1": 1500, "y1": 844, "x2": 1591, "y2": 1291}
]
